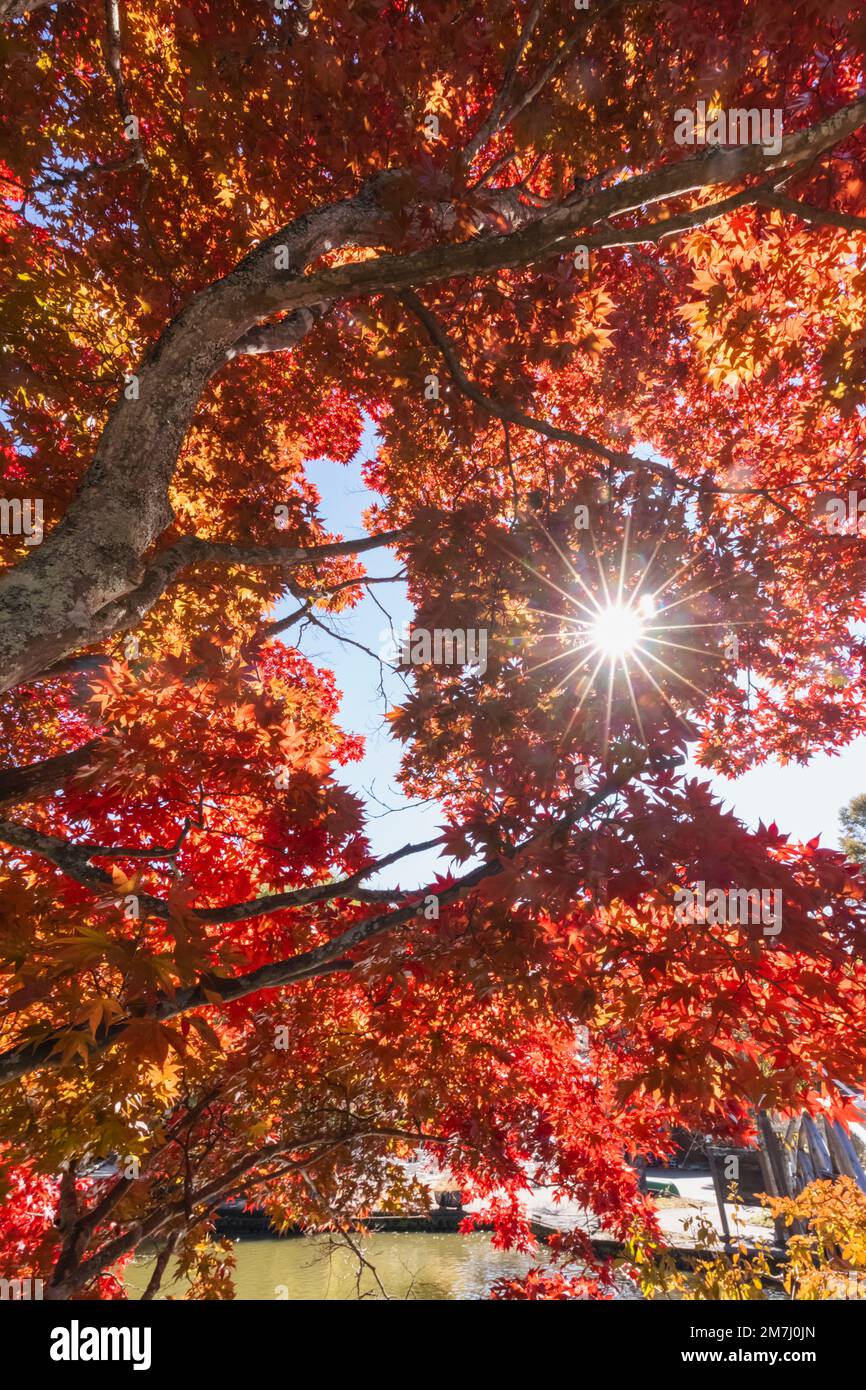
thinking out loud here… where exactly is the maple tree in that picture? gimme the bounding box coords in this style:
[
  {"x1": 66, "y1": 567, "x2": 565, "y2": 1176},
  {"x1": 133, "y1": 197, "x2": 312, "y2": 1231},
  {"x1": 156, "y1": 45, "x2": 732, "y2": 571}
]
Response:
[{"x1": 2, "y1": 0, "x2": 866, "y2": 1301}]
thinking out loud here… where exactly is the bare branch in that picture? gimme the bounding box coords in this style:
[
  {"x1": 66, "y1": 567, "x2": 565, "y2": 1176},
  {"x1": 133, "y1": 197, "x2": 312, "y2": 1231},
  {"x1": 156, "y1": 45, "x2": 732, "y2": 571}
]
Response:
[
  {"x1": 478, "y1": 0, "x2": 640, "y2": 163},
  {"x1": 102, "y1": 0, "x2": 148, "y2": 174},
  {"x1": 15, "y1": 153, "x2": 143, "y2": 195}
]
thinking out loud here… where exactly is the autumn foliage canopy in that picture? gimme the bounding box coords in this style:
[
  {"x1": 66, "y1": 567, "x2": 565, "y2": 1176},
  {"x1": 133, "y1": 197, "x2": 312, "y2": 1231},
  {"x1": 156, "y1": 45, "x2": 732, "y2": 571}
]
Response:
[{"x1": 1, "y1": 0, "x2": 866, "y2": 1299}]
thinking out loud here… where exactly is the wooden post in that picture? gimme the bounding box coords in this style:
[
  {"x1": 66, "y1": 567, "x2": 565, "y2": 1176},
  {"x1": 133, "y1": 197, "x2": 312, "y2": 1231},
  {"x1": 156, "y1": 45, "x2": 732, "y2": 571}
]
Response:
[
  {"x1": 757, "y1": 1110, "x2": 789, "y2": 1247},
  {"x1": 782, "y1": 1116, "x2": 800, "y2": 1194},
  {"x1": 797, "y1": 1124, "x2": 817, "y2": 1188},
  {"x1": 707, "y1": 1148, "x2": 733, "y2": 1251},
  {"x1": 825, "y1": 1118, "x2": 866, "y2": 1193},
  {"x1": 801, "y1": 1113, "x2": 833, "y2": 1179}
]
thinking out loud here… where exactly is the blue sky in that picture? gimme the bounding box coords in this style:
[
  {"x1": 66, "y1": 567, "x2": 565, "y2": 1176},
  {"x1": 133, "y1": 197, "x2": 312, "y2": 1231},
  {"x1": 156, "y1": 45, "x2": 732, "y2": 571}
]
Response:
[{"x1": 286, "y1": 425, "x2": 866, "y2": 889}]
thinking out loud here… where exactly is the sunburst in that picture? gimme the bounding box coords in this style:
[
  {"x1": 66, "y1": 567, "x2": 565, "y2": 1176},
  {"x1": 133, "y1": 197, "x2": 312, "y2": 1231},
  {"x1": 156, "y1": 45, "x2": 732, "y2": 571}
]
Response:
[
  {"x1": 514, "y1": 511, "x2": 755, "y2": 758},
  {"x1": 585, "y1": 595, "x2": 657, "y2": 660}
]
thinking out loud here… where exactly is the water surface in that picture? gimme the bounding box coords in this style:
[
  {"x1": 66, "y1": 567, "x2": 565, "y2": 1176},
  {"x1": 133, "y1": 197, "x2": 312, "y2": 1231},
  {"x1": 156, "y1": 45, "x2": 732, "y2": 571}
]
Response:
[{"x1": 124, "y1": 1232, "x2": 551, "y2": 1301}]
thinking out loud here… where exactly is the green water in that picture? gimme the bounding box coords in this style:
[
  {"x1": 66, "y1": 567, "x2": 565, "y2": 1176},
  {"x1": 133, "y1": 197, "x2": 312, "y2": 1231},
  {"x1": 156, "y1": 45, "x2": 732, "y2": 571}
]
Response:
[{"x1": 124, "y1": 1232, "x2": 549, "y2": 1301}]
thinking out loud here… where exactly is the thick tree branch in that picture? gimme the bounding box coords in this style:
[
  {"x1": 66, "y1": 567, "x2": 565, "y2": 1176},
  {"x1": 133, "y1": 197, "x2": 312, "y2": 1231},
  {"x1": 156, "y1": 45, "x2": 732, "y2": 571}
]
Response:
[
  {"x1": 584, "y1": 180, "x2": 782, "y2": 249},
  {"x1": 0, "y1": 0, "x2": 59, "y2": 17},
  {"x1": 226, "y1": 304, "x2": 327, "y2": 359},
  {"x1": 140, "y1": 1232, "x2": 178, "y2": 1300},
  {"x1": 0, "y1": 526, "x2": 408, "y2": 685},
  {"x1": 241, "y1": 99, "x2": 866, "y2": 323},
  {"x1": 756, "y1": 188, "x2": 866, "y2": 234},
  {"x1": 0, "y1": 177, "x2": 400, "y2": 692},
  {"x1": 0, "y1": 817, "x2": 440, "y2": 925},
  {"x1": 184, "y1": 529, "x2": 408, "y2": 570},
  {"x1": 0, "y1": 740, "x2": 101, "y2": 808},
  {"x1": 0, "y1": 98, "x2": 862, "y2": 691}
]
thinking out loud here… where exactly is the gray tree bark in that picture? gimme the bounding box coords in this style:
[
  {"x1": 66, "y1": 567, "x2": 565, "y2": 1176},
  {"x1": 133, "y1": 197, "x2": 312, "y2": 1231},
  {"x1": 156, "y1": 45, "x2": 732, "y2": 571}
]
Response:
[{"x1": 0, "y1": 98, "x2": 862, "y2": 693}]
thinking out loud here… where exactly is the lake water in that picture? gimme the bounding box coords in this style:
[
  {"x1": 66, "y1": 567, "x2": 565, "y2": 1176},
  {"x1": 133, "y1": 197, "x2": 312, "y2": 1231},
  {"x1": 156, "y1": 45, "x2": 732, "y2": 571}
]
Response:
[{"x1": 124, "y1": 1232, "x2": 555, "y2": 1301}]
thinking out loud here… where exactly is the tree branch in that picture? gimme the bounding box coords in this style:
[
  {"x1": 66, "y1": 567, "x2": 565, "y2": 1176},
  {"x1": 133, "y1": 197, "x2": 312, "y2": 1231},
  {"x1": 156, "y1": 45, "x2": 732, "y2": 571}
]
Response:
[
  {"x1": 0, "y1": 527, "x2": 408, "y2": 687},
  {"x1": 0, "y1": 98, "x2": 862, "y2": 690},
  {"x1": 0, "y1": 0, "x2": 61, "y2": 17},
  {"x1": 757, "y1": 188, "x2": 866, "y2": 234},
  {"x1": 226, "y1": 304, "x2": 327, "y2": 360},
  {"x1": 461, "y1": 0, "x2": 544, "y2": 168},
  {"x1": 0, "y1": 763, "x2": 664, "y2": 1085},
  {"x1": 398, "y1": 279, "x2": 837, "y2": 507},
  {"x1": 102, "y1": 0, "x2": 148, "y2": 174},
  {"x1": 0, "y1": 817, "x2": 440, "y2": 926},
  {"x1": 46, "y1": 1122, "x2": 456, "y2": 1298},
  {"x1": 465, "y1": 0, "x2": 639, "y2": 170},
  {"x1": 248, "y1": 99, "x2": 866, "y2": 322},
  {"x1": 0, "y1": 740, "x2": 102, "y2": 808}
]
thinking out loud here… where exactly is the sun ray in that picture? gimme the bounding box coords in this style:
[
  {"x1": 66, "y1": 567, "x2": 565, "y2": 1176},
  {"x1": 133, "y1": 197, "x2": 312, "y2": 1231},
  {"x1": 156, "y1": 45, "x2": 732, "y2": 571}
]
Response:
[
  {"x1": 589, "y1": 528, "x2": 614, "y2": 611},
  {"x1": 601, "y1": 656, "x2": 616, "y2": 767},
  {"x1": 648, "y1": 620, "x2": 756, "y2": 632},
  {"x1": 641, "y1": 551, "x2": 701, "y2": 607},
  {"x1": 527, "y1": 511, "x2": 587, "y2": 585},
  {"x1": 515, "y1": 639, "x2": 595, "y2": 682},
  {"x1": 558, "y1": 652, "x2": 609, "y2": 745},
  {"x1": 649, "y1": 574, "x2": 739, "y2": 618},
  {"x1": 640, "y1": 634, "x2": 727, "y2": 662},
  {"x1": 629, "y1": 648, "x2": 699, "y2": 735},
  {"x1": 627, "y1": 533, "x2": 668, "y2": 607},
  {"x1": 549, "y1": 646, "x2": 603, "y2": 698},
  {"x1": 526, "y1": 512, "x2": 605, "y2": 613},
  {"x1": 528, "y1": 606, "x2": 598, "y2": 630},
  {"x1": 616, "y1": 509, "x2": 633, "y2": 608},
  {"x1": 633, "y1": 643, "x2": 711, "y2": 699},
  {"x1": 620, "y1": 654, "x2": 647, "y2": 744},
  {"x1": 518, "y1": 556, "x2": 600, "y2": 621}
]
